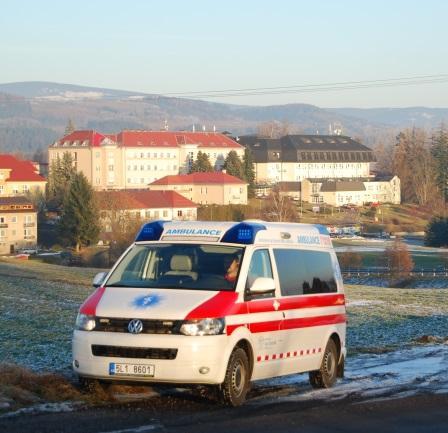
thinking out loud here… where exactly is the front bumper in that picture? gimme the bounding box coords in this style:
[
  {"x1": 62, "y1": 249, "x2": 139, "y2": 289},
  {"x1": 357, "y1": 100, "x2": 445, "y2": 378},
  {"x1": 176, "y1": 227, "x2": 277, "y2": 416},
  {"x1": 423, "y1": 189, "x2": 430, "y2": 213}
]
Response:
[{"x1": 72, "y1": 330, "x2": 229, "y2": 385}]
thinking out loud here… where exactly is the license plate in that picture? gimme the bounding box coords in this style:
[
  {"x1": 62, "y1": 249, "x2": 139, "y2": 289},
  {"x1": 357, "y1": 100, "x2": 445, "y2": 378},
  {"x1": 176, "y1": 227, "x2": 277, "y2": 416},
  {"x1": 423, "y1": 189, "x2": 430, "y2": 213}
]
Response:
[{"x1": 109, "y1": 362, "x2": 155, "y2": 377}]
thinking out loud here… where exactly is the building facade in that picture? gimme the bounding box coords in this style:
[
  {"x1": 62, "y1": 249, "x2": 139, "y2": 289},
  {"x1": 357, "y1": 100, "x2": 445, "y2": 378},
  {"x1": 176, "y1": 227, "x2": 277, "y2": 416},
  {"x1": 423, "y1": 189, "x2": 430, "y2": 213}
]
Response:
[
  {"x1": 148, "y1": 172, "x2": 248, "y2": 205},
  {"x1": 48, "y1": 130, "x2": 244, "y2": 190},
  {"x1": 240, "y1": 135, "x2": 376, "y2": 184},
  {"x1": 0, "y1": 154, "x2": 47, "y2": 197},
  {"x1": 96, "y1": 190, "x2": 197, "y2": 235},
  {"x1": 301, "y1": 176, "x2": 401, "y2": 206},
  {"x1": 241, "y1": 134, "x2": 401, "y2": 206},
  {"x1": 0, "y1": 197, "x2": 37, "y2": 254}
]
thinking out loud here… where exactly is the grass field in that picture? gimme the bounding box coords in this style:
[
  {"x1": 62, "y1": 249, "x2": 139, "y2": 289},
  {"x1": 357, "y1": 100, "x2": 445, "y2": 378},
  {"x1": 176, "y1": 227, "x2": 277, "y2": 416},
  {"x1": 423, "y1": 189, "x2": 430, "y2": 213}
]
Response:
[
  {"x1": 1, "y1": 258, "x2": 447, "y2": 373},
  {"x1": 0, "y1": 258, "x2": 447, "y2": 414}
]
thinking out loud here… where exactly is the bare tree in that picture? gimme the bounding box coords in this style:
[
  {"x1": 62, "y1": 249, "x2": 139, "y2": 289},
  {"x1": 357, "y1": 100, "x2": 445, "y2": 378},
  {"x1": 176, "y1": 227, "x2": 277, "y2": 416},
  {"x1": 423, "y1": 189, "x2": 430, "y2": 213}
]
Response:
[
  {"x1": 384, "y1": 238, "x2": 414, "y2": 279},
  {"x1": 263, "y1": 186, "x2": 298, "y2": 222},
  {"x1": 257, "y1": 121, "x2": 291, "y2": 139},
  {"x1": 393, "y1": 128, "x2": 440, "y2": 205}
]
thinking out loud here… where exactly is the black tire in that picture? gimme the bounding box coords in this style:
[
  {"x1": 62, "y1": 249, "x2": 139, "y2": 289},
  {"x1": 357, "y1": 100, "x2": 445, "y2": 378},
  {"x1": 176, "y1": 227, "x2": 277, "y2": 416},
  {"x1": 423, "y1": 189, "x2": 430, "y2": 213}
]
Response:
[
  {"x1": 309, "y1": 339, "x2": 338, "y2": 389},
  {"x1": 220, "y1": 347, "x2": 250, "y2": 406}
]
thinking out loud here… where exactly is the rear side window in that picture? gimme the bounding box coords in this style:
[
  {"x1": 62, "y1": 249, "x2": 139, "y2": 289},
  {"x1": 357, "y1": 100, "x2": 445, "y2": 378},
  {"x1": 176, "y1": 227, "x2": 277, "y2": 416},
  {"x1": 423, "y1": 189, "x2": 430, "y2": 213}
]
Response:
[{"x1": 273, "y1": 249, "x2": 337, "y2": 296}]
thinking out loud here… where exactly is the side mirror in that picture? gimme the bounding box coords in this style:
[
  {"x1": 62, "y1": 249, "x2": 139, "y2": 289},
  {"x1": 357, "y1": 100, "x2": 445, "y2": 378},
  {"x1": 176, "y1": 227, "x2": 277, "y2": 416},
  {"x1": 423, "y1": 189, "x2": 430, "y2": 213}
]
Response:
[
  {"x1": 249, "y1": 277, "x2": 276, "y2": 294},
  {"x1": 92, "y1": 271, "x2": 108, "y2": 288}
]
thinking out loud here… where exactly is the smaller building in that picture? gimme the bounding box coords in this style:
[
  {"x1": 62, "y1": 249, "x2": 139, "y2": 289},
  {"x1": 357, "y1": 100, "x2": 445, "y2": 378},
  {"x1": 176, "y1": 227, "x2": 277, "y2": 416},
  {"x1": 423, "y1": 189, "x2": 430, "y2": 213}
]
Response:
[
  {"x1": 96, "y1": 190, "x2": 198, "y2": 234},
  {"x1": 0, "y1": 197, "x2": 37, "y2": 255},
  {"x1": 301, "y1": 176, "x2": 400, "y2": 206},
  {"x1": 149, "y1": 172, "x2": 247, "y2": 205},
  {"x1": 0, "y1": 154, "x2": 47, "y2": 197}
]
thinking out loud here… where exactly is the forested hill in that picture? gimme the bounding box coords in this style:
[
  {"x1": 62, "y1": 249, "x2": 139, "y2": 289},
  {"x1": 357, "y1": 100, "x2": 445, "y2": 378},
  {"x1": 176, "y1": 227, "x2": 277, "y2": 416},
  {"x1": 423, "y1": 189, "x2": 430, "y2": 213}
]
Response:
[{"x1": 0, "y1": 81, "x2": 447, "y2": 158}]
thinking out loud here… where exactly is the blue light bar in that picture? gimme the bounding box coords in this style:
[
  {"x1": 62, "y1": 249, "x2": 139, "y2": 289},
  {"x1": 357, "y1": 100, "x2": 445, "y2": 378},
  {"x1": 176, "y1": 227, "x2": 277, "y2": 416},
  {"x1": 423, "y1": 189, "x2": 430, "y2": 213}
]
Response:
[
  {"x1": 135, "y1": 220, "x2": 166, "y2": 242},
  {"x1": 315, "y1": 224, "x2": 330, "y2": 235},
  {"x1": 220, "y1": 222, "x2": 266, "y2": 245}
]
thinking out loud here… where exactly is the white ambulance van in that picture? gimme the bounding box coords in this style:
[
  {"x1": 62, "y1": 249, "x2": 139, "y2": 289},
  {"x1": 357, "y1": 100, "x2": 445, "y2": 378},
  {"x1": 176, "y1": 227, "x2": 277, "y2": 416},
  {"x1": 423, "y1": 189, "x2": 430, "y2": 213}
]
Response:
[{"x1": 73, "y1": 220, "x2": 346, "y2": 406}]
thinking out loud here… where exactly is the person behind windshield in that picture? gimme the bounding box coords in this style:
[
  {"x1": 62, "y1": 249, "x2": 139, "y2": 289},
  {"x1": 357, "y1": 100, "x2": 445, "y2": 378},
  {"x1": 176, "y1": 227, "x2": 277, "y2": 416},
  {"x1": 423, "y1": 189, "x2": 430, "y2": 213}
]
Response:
[{"x1": 225, "y1": 255, "x2": 240, "y2": 283}]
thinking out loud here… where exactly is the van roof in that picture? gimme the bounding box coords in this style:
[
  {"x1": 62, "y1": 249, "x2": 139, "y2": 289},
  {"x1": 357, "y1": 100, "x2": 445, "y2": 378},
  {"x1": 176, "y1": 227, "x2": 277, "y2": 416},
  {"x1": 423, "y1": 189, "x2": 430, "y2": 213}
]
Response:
[{"x1": 135, "y1": 220, "x2": 332, "y2": 248}]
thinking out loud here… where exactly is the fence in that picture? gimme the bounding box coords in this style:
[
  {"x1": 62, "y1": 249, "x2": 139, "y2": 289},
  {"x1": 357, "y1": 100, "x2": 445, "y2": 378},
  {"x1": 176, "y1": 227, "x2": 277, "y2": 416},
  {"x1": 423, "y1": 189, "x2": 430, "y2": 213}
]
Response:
[{"x1": 341, "y1": 267, "x2": 448, "y2": 279}]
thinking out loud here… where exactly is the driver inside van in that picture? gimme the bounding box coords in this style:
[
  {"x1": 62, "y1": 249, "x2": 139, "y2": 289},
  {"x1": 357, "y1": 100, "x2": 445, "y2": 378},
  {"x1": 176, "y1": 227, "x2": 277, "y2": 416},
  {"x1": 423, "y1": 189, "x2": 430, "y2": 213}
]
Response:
[{"x1": 224, "y1": 255, "x2": 240, "y2": 283}]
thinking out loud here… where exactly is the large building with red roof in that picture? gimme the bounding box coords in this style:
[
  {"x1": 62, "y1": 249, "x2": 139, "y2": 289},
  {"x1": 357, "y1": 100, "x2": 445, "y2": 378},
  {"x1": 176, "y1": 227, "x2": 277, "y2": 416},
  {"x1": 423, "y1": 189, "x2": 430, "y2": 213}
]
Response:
[
  {"x1": 48, "y1": 130, "x2": 243, "y2": 190},
  {"x1": 0, "y1": 154, "x2": 47, "y2": 197},
  {"x1": 148, "y1": 172, "x2": 247, "y2": 205},
  {"x1": 95, "y1": 190, "x2": 197, "y2": 235}
]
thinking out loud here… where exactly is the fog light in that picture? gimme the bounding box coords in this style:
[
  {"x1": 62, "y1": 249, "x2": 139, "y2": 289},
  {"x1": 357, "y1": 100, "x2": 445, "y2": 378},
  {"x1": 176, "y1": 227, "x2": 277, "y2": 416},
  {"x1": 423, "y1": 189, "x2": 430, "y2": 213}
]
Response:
[
  {"x1": 73, "y1": 360, "x2": 79, "y2": 368},
  {"x1": 199, "y1": 367, "x2": 210, "y2": 374}
]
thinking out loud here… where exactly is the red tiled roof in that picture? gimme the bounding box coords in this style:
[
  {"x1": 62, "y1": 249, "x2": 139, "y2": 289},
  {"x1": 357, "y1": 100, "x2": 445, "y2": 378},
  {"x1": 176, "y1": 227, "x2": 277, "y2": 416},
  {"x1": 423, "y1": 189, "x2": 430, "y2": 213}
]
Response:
[
  {"x1": 0, "y1": 154, "x2": 46, "y2": 182},
  {"x1": 150, "y1": 172, "x2": 246, "y2": 185},
  {"x1": 56, "y1": 130, "x2": 107, "y2": 147},
  {"x1": 96, "y1": 190, "x2": 197, "y2": 210}
]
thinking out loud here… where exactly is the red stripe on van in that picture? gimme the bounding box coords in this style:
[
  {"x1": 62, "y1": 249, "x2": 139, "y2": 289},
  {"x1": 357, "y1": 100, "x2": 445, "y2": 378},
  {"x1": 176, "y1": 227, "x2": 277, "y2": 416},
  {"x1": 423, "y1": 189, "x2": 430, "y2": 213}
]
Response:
[
  {"x1": 248, "y1": 294, "x2": 345, "y2": 314},
  {"x1": 185, "y1": 291, "x2": 247, "y2": 320},
  {"x1": 79, "y1": 286, "x2": 106, "y2": 316},
  {"x1": 186, "y1": 292, "x2": 345, "y2": 320},
  {"x1": 226, "y1": 313, "x2": 346, "y2": 335}
]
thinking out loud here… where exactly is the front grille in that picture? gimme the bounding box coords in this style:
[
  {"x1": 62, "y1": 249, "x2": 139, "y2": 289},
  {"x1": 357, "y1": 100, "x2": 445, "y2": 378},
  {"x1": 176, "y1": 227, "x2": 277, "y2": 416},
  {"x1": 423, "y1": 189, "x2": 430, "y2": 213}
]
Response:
[
  {"x1": 95, "y1": 318, "x2": 182, "y2": 334},
  {"x1": 92, "y1": 345, "x2": 178, "y2": 360}
]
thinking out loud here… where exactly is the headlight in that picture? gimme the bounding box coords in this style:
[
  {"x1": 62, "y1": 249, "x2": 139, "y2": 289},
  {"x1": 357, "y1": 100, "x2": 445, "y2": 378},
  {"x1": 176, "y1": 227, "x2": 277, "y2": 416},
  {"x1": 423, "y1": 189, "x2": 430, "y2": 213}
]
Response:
[
  {"x1": 75, "y1": 313, "x2": 96, "y2": 331},
  {"x1": 180, "y1": 318, "x2": 225, "y2": 336}
]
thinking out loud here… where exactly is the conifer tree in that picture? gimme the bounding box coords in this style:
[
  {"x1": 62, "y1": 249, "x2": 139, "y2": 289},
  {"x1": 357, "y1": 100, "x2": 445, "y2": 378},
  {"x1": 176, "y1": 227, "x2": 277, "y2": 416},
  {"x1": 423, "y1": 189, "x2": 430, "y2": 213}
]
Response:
[
  {"x1": 58, "y1": 172, "x2": 100, "y2": 252},
  {"x1": 425, "y1": 216, "x2": 448, "y2": 247},
  {"x1": 47, "y1": 152, "x2": 76, "y2": 210},
  {"x1": 190, "y1": 151, "x2": 213, "y2": 173},
  {"x1": 223, "y1": 150, "x2": 244, "y2": 180},
  {"x1": 242, "y1": 147, "x2": 256, "y2": 197}
]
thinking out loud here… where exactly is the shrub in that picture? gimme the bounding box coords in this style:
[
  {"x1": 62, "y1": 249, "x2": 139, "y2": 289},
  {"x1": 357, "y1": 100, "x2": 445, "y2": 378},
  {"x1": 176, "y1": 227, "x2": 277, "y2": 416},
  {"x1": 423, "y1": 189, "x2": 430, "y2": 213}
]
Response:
[{"x1": 425, "y1": 216, "x2": 448, "y2": 247}]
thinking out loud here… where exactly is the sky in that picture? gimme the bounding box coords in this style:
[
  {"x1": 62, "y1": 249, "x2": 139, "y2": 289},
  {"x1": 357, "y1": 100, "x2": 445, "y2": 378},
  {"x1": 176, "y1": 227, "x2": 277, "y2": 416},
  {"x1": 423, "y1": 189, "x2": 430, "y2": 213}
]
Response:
[{"x1": 1, "y1": 0, "x2": 448, "y2": 108}]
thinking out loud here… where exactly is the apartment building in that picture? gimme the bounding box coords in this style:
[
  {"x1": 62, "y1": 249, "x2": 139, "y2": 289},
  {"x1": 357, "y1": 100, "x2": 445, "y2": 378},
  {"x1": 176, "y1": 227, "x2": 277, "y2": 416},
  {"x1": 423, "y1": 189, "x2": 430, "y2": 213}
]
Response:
[
  {"x1": 0, "y1": 154, "x2": 47, "y2": 196},
  {"x1": 239, "y1": 135, "x2": 376, "y2": 183},
  {"x1": 48, "y1": 130, "x2": 244, "y2": 190},
  {"x1": 0, "y1": 197, "x2": 37, "y2": 254},
  {"x1": 149, "y1": 172, "x2": 248, "y2": 205}
]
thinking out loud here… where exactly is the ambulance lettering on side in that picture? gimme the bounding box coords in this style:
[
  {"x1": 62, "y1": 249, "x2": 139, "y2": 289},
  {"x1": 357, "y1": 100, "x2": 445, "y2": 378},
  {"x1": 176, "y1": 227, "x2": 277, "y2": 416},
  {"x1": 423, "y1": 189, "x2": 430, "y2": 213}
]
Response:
[{"x1": 73, "y1": 220, "x2": 346, "y2": 407}]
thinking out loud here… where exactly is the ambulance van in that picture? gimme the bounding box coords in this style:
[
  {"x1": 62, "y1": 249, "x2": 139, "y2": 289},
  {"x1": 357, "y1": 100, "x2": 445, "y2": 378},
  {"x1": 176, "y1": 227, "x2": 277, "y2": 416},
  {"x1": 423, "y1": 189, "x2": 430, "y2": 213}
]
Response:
[{"x1": 73, "y1": 220, "x2": 346, "y2": 406}]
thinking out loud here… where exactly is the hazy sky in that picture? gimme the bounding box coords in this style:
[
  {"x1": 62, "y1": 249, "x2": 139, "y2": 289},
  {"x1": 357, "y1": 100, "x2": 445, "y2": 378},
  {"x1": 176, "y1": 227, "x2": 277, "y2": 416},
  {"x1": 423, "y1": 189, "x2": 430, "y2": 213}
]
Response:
[{"x1": 1, "y1": 0, "x2": 447, "y2": 107}]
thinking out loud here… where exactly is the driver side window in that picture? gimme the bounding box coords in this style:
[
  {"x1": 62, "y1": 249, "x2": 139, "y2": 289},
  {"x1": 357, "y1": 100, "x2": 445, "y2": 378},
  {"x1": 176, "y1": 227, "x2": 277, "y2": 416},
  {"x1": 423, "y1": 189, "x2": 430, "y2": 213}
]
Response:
[{"x1": 245, "y1": 249, "x2": 273, "y2": 291}]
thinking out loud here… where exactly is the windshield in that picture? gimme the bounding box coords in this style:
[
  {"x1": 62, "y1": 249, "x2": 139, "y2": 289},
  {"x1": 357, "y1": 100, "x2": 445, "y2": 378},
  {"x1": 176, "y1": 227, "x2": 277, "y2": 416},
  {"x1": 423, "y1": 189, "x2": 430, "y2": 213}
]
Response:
[{"x1": 106, "y1": 243, "x2": 244, "y2": 291}]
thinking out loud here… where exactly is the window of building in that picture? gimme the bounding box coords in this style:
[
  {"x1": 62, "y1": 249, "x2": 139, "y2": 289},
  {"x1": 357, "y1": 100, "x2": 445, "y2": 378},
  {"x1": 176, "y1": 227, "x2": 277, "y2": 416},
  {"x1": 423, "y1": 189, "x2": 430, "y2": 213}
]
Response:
[
  {"x1": 108, "y1": 165, "x2": 114, "y2": 171},
  {"x1": 274, "y1": 249, "x2": 337, "y2": 296},
  {"x1": 163, "y1": 210, "x2": 168, "y2": 217},
  {"x1": 177, "y1": 210, "x2": 183, "y2": 217}
]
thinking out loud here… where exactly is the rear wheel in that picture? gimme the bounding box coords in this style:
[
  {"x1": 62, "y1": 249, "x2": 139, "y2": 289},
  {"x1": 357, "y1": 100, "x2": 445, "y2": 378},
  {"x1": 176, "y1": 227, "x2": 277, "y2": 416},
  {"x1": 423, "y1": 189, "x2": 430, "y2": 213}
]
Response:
[
  {"x1": 220, "y1": 347, "x2": 250, "y2": 406},
  {"x1": 309, "y1": 339, "x2": 338, "y2": 389}
]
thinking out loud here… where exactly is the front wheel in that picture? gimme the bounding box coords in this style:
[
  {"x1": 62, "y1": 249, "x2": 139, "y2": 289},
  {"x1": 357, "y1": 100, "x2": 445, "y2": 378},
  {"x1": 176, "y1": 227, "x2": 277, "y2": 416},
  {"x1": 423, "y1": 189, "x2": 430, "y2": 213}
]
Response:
[
  {"x1": 220, "y1": 347, "x2": 250, "y2": 406},
  {"x1": 309, "y1": 339, "x2": 338, "y2": 389}
]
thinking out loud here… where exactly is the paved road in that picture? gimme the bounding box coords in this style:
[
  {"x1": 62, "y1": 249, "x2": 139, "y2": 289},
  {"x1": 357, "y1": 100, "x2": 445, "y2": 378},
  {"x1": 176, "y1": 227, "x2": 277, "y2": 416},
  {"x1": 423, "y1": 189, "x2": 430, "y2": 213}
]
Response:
[{"x1": 1, "y1": 393, "x2": 447, "y2": 433}]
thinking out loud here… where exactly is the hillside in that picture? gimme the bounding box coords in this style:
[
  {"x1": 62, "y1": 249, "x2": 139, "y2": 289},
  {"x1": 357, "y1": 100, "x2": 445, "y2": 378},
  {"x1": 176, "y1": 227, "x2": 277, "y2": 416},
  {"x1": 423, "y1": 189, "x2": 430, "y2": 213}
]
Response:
[{"x1": 0, "y1": 81, "x2": 447, "y2": 157}]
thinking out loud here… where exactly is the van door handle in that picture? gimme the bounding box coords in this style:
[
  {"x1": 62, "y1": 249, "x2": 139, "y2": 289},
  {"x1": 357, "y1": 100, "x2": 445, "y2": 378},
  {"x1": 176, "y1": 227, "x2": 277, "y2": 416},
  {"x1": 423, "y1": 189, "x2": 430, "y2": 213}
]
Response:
[{"x1": 282, "y1": 312, "x2": 286, "y2": 318}]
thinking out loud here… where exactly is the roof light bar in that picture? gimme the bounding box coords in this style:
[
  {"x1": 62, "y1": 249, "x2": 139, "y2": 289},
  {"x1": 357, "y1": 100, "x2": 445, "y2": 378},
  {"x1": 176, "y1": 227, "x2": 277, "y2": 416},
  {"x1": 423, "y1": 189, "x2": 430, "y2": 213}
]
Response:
[
  {"x1": 135, "y1": 220, "x2": 167, "y2": 242},
  {"x1": 220, "y1": 222, "x2": 266, "y2": 245}
]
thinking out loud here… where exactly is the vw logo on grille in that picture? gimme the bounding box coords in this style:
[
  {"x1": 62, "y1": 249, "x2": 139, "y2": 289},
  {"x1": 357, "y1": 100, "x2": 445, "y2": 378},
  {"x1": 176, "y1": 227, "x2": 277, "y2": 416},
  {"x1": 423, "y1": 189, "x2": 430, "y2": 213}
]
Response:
[{"x1": 128, "y1": 319, "x2": 143, "y2": 334}]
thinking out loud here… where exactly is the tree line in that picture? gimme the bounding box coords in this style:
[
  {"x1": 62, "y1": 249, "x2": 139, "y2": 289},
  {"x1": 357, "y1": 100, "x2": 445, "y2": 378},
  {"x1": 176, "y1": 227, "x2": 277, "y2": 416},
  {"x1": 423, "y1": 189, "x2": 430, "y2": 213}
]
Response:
[
  {"x1": 374, "y1": 125, "x2": 448, "y2": 247},
  {"x1": 189, "y1": 149, "x2": 256, "y2": 197}
]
